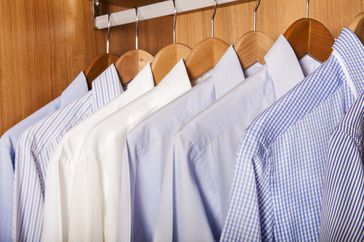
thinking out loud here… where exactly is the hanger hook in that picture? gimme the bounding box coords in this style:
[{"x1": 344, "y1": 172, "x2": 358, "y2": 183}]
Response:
[
  {"x1": 173, "y1": 0, "x2": 177, "y2": 44},
  {"x1": 253, "y1": 0, "x2": 261, "y2": 32},
  {"x1": 135, "y1": 8, "x2": 139, "y2": 50},
  {"x1": 306, "y1": 0, "x2": 310, "y2": 18},
  {"x1": 212, "y1": 0, "x2": 217, "y2": 38},
  {"x1": 106, "y1": 13, "x2": 111, "y2": 54}
]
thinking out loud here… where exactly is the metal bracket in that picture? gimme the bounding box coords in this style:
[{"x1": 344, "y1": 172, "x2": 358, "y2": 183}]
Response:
[{"x1": 92, "y1": 0, "x2": 102, "y2": 28}]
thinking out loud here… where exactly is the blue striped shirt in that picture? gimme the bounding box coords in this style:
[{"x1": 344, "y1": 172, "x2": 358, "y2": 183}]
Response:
[
  {"x1": 221, "y1": 28, "x2": 364, "y2": 241},
  {"x1": 320, "y1": 92, "x2": 364, "y2": 241},
  {"x1": 0, "y1": 72, "x2": 87, "y2": 242},
  {"x1": 13, "y1": 65, "x2": 123, "y2": 242}
]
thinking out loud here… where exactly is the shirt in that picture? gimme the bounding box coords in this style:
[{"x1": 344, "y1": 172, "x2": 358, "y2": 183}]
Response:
[
  {"x1": 50, "y1": 59, "x2": 191, "y2": 242},
  {"x1": 299, "y1": 55, "x2": 322, "y2": 77},
  {"x1": 43, "y1": 63, "x2": 154, "y2": 241},
  {"x1": 0, "y1": 72, "x2": 87, "y2": 242},
  {"x1": 221, "y1": 28, "x2": 364, "y2": 242},
  {"x1": 125, "y1": 46, "x2": 245, "y2": 242},
  {"x1": 13, "y1": 64, "x2": 123, "y2": 242},
  {"x1": 320, "y1": 93, "x2": 364, "y2": 241},
  {"x1": 164, "y1": 35, "x2": 306, "y2": 242}
]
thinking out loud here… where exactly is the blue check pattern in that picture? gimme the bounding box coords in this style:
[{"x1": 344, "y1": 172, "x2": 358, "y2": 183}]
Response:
[
  {"x1": 320, "y1": 93, "x2": 363, "y2": 241},
  {"x1": 221, "y1": 28, "x2": 364, "y2": 241},
  {"x1": 12, "y1": 65, "x2": 122, "y2": 242}
]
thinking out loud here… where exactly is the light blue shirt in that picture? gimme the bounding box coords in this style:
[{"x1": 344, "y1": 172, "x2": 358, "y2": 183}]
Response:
[
  {"x1": 13, "y1": 65, "x2": 123, "y2": 242},
  {"x1": 0, "y1": 72, "x2": 87, "y2": 242},
  {"x1": 320, "y1": 92, "x2": 364, "y2": 241},
  {"x1": 167, "y1": 35, "x2": 306, "y2": 242},
  {"x1": 222, "y1": 29, "x2": 364, "y2": 241},
  {"x1": 125, "y1": 46, "x2": 245, "y2": 242}
]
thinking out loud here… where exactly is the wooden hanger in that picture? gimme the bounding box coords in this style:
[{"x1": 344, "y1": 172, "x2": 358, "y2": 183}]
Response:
[
  {"x1": 85, "y1": 13, "x2": 119, "y2": 89},
  {"x1": 348, "y1": 12, "x2": 364, "y2": 44},
  {"x1": 115, "y1": 8, "x2": 154, "y2": 86},
  {"x1": 234, "y1": 0, "x2": 274, "y2": 70},
  {"x1": 151, "y1": 0, "x2": 191, "y2": 85},
  {"x1": 284, "y1": 0, "x2": 334, "y2": 63},
  {"x1": 185, "y1": 0, "x2": 229, "y2": 81}
]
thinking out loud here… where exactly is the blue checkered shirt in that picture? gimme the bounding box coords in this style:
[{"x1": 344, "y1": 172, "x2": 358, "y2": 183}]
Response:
[
  {"x1": 13, "y1": 65, "x2": 123, "y2": 242},
  {"x1": 320, "y1": 92, "x2": 363, "y2": 241},
  {"x1": 221, "y1": 28, "x2": 364, "y2": 241}
]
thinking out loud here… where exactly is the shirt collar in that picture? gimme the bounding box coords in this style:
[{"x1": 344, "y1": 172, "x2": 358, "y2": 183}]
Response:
[
  {"x1": 210, "y1": 46, "x2": 245, "y2": 99},
  {"x1": 90, "y1": 64, "x2": 124, "y2": 111},
  {"x1": 126, "y1": 63, "x2": 154, "y2": 92},
  {"x1": 264, "y1": 35, "x2": 305, "y2": 99},
  {"x1": 157, "y1": 59, "x2": 191, "y2": 90},
  {"x1": 332, "y1": 28, "x2": 364, "y2": 95},
  {"x1": 60, "y1": 72, "x2": 88, "y2": 107}
]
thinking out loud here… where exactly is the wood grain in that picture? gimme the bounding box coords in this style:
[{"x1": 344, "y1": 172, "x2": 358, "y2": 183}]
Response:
[
  {"x1": 284, "y1": 18, "x2": 334, "y2": 62},
  {"x1": 115, "y1": 49, "x2": 154, "y2": 85},
  {"x1": 0, "y1": 0, "x2": 103, "y2": 135},
  {"x1": 0, "y1": 0, "x2": 362, "y2": 135},
  {"x1": 185, "y1": 38, "x2": 229, "y2": 81},
  {"x1": 234, "y1": 31, "x2": 274, "y2": 69}
]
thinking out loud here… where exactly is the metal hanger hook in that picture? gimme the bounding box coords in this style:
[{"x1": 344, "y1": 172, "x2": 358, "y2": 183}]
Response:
[
  {"x1": 306, "y1": 0, "x2": 310, "y2": 18},
  {"x1": 253, "y1": 0, "x2": 261, "y2": 32},
  {"x1": 135, "y1": 8, "x2": 139, "y2": 50},
  {"x1": 173, "y1": 0, "x2": 177, "y2": 44},
  {"x1": 211, "y1": 0, "x2": 217, "y2": 38},
  {"x1": 106, "y1": 13, "x2": 111, "y2": 54}
]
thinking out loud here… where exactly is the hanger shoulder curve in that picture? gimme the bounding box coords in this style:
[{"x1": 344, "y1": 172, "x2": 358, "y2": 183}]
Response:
[
  {"x1": 234, "y1": 31, "x2": 274, "y2": 70},
  {"x1": 284, "y1": 18, "x2": 334, "y2": 62},
  {"x1": 151, "y1": 43, "x2": 191, "y2": 85},
  {"x1": 185, "y1": 38, "x2": 229, "y2": 81},
  {"x1": 348, "y1": 12, "x2": 364, "y2": 44},
  {"x1": 115, "y1": 49, "x2": 154, "y2": 86},
  {"x1": 85, "y1": 53, "x2": 119, "y2": 89}
]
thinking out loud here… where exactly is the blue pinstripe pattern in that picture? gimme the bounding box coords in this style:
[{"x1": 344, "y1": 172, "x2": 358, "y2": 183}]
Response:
[
  {"x1": 320, "y1": 93, "x2": 364, "y2": 241},
  {"x1": 221, "y1": 29, "x2": 364, "y2": 241},
  {"x1": 12, "y1": 65, "x2": 122, "y2": 242}
]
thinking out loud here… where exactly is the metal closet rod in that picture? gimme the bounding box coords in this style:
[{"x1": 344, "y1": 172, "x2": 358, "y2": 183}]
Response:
[{"x1": 93, "y1": 0, "x2": 254, "y2": 30}]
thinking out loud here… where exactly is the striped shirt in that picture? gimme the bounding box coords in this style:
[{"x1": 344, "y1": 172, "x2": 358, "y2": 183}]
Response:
[
  {"x1": 221, "y1": 28, "x2": 364, "y2": 241},
  {"x1": 320, "y1": 93, "x2": 364, "y2": 241},
  {"x1": 0, "y1": 72, "x2": 87, "y2": 242},
  {"x1": 13, "y1": 65, "x2": 123, "y2": 242}
]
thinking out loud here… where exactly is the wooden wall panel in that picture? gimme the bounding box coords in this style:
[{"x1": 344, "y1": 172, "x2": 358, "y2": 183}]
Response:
[
  {"x1": 0, "y1": 0, "x2": 103, "y2": 134},
  {"x1": 0, "y1": 0, "x2": 363, "y2": 135}
]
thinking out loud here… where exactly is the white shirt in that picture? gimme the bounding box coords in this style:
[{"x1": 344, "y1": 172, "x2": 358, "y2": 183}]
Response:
[
  {"x1": 49, "y1": 59, "x2": 191, "y2": 242},
  {"x1": 125, "y1": 46, "x2": 245, "y2": 242},
  {"x1": 299, "y1": 55, "x2": 322, "y2": 77},
  {"x1": 42, "y1": 64, "x2": 154, "y2": 242},
  {"x1": 154, "y1": 35, "x2": 308, "y2": 241}
]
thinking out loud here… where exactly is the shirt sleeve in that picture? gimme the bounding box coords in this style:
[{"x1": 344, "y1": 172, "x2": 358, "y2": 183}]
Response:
[
  {"x1": 320, "y1": 131, "x2": 364, "y2": 241},
  {"x1": 67, "y1": 133, "x2": 130, "y2": 242},
  {"x1": 13, "y1": 136, "x2": 44, "y2": 242},
  {"x1": 0, "y1": 146, "x2": 14, "y2": 242},
  {"x1": 220, "y1": 133, "x2": 264, "y2": 241},
  {"x1": 160, "y1": 134, "x2": 215, "y2": 242}
]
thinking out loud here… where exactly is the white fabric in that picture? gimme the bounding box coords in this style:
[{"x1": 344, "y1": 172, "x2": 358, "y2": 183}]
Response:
[
  {"x1": 50, "y1": 59, "x2": 191, "y2": 242},
  {"x1": 42, "y1": 64, "x2": 154, "y2": 242},
  {"x1": 299, "y1": 54, "x2": 322, "y2": 77},
  {"x1": 244, "y1": 62, "x2": 263, "y2": 77},
  {"x1": 265, "y1": 35, "x2": 306, "y2": 98}
]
